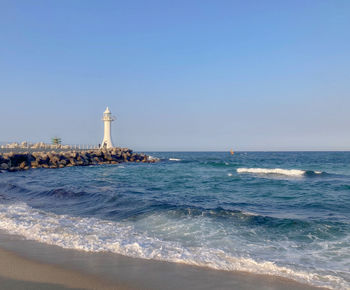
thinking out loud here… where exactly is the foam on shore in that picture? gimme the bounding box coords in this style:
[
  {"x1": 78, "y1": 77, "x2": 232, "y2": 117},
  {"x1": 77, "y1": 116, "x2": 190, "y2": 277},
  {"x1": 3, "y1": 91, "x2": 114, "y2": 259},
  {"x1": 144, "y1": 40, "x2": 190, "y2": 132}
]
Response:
[
  {"x1": 0, "y1": 202, "x2": 347, "y2": 289},
  {"x1": 0, "y1": 233, "x2": 323, "y2": 290}
]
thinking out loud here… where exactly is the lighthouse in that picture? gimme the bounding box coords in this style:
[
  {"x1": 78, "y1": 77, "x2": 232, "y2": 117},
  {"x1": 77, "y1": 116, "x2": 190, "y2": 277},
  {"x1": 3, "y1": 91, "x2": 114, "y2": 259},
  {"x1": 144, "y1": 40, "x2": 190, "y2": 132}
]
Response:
[{"x1": 101, "y1": 107, "x2": 115, "y2": 149}]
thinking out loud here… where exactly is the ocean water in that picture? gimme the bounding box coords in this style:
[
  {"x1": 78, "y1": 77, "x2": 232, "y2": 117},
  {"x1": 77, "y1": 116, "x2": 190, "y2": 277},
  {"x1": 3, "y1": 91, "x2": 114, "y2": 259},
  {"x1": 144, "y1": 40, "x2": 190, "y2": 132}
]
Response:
[{"x1": 0, "y1": 152, "x2": 350, "y2": 289}]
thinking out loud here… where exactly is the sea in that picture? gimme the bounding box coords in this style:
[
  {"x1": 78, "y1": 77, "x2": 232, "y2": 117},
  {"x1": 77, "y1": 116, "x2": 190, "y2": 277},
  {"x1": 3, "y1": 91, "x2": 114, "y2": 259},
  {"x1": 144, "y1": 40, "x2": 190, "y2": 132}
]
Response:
[{"x1": 0, "y1": 151, "x2": 349, "y2": 289}]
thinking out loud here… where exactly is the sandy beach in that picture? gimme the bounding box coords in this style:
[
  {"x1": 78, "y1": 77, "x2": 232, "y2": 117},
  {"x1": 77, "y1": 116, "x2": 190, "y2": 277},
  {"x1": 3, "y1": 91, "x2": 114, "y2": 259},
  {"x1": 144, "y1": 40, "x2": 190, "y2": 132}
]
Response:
[
  {"x1": 0, "y1": 245, "x2": 127, "y2": 290},
  {"x1": 0, "y1": 231, "x2": 325, "y2": 290},
  {"x1": 0, "y1": 277, "x2": 79, "y2": 290}
]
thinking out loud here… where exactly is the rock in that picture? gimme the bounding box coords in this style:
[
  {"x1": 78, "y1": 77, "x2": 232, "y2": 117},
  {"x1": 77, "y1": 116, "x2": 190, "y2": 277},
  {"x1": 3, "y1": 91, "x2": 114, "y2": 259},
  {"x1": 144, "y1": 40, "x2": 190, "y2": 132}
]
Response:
[
  {"x1": 19, "y1": 161, "x2": 27, "y2": 169},
  {"x1": 0, "y1": 163, "x2": 9, "y2": 170},
  {"x1": 9, "y1": 154, "x2": 26, "y2": 166},
  {"x1": 50, "y1": 156, "x2": 60, "y2": 165},
  {"x1": 32, "y1": 152, "x2": 41, "y2": 159},
  {"x1": 6, "y1": 152, "x2": 14, "y2": 158},
  {"x1": 70, "y1": 152, "x2": 78, "y2": 159},
  {"x1": 37, "y1": 154, "x2": 49, "y2": 164},
  {"x1": 26, "y1": 154, "x2": 35, "y2": 163},
  {"x1": 31, "y1": 161, "x2": 39, "y2": 167}
]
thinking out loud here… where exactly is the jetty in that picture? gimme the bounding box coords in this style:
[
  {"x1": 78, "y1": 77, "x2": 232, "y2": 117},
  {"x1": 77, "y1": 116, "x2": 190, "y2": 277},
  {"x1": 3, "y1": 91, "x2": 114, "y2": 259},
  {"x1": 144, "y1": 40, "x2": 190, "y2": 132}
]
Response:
[
  {"x1": 0, "y1": 147, "x2": 157, "y2": 172},
  {"x1": 0, "y1": 107, "x2": 159, "y2": 172}
]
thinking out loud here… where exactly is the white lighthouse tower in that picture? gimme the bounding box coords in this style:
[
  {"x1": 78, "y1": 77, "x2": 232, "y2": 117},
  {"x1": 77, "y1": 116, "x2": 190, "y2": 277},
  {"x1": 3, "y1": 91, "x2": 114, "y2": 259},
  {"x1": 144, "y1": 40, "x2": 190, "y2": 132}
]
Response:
[{"x1": 101, "y1": 107, "x2": 115, "y2": 149}]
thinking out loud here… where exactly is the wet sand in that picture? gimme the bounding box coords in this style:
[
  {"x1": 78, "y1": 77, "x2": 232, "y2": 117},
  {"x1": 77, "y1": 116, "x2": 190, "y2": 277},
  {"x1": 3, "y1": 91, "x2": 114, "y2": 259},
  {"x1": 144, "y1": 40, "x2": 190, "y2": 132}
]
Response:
[
  {"x1": 0, "y1": 246, "x2": 127, "y2": 289},
  {"x1": 0, "y1": 276, "x2": 83, "y2": 290},
  {"x1": 0, "y1": 231, "x2": 326, "y2": 290}
]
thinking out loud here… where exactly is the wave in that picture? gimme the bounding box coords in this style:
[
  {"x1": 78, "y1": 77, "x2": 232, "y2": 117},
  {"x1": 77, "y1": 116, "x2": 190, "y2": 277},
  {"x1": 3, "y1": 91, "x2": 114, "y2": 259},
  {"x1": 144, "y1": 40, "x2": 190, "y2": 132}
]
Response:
[
  {"x1": 158, "y1": 206, "x2": 343, "y2": 233},
  {"x1": 0, "y1": 202, "x2": 348, "y2": 289},
  {"x1": 0, "y1": 182, "x2": 30, "y2": 194},
  {"x1": 0, "y1": 193, "x2": 10, "y2": 201},
  {"x1": 25, "y1": 187, "x2": 104, "y2": 202},
  {"x1": 169, "y1": 158, "x2": 181, "y2": 161},
  {"x1": 44, "y1": 188, "x2": 87, "y2": 199},
  {"x1": 237, "y1": 168, "x2": 324, "y2": 177},
  {"x1": 202, "y1": 161, "x2": 231, "y2": 167},
  {"x1": 147, "y1": 155, "x2": 160, "y2": 161}
]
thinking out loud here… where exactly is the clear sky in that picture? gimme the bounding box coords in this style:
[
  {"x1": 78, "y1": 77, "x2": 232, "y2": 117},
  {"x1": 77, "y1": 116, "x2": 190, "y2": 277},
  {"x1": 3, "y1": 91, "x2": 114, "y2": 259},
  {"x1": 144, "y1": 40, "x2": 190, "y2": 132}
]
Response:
[{"x1": 1, "y1": 0, "x2": 349, "y2": 151}]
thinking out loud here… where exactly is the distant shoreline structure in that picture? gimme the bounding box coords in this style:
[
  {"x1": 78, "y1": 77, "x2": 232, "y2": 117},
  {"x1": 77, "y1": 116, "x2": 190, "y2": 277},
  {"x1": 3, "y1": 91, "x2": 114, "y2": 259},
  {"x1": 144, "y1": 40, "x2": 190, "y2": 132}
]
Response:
[{"x1": 1, "y1": 141, "x2": 98, "y2": 151}]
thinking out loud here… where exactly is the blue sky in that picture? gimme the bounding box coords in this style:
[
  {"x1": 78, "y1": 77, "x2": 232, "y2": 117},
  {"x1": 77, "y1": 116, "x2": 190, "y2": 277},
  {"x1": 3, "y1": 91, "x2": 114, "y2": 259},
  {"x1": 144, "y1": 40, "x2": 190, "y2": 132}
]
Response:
[{"x1": 0, "y1": 0, "x2": 349, "y2": 151}]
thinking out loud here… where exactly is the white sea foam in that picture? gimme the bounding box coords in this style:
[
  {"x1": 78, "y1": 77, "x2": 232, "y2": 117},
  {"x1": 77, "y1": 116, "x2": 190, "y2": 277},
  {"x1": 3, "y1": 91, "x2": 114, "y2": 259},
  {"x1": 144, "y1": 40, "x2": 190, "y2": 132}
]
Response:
[
  {"x1": 0, "y1": 202, "x2": 348, "y2": 289},
  {"x1": 169, "y1": 158, "x2": 181, "y2": 161},
  {"x1": 237, "y1": 168, "x2": 306, "y2": 177},
  {"x1": 147, "y1": 155, "x2": 159, "y2": 161}
]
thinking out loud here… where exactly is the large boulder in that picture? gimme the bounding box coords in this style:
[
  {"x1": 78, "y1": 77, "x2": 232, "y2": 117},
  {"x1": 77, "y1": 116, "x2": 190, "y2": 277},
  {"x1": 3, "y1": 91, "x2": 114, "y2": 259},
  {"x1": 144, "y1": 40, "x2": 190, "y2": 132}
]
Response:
[
  {"x1": 19, "y1": 161, "x2": 27, "y2": 169},
  {"x1": 30, "y1": 161, "x2": 40, "y2": 168},
  {"x1": 8, "y1": 154, "x2": 28, "y2": 166},
  {"x1": 0, "y1": 163, "x2": 9, "y2": 170}
]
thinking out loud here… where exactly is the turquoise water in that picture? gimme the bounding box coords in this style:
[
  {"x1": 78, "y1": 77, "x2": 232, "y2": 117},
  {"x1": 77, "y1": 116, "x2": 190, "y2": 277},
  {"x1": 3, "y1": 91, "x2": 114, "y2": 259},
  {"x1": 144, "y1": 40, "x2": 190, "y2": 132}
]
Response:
[{"x1": 0, "y1": 152, "x2": 350, "y2": 289}]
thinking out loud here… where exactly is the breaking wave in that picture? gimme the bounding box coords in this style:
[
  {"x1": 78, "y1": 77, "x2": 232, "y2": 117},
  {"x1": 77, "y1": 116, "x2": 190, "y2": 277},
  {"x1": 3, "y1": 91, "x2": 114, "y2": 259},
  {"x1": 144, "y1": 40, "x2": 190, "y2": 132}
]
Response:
[
  {"x1": 0, "y1": 202, "x2": 348, "y2": 289},
  {"x1": 169, "y1": 158, "x2": 181, "y2": 161},
  {"x1": 237, "y1": 168, "x2": 324, "y2": 177}
]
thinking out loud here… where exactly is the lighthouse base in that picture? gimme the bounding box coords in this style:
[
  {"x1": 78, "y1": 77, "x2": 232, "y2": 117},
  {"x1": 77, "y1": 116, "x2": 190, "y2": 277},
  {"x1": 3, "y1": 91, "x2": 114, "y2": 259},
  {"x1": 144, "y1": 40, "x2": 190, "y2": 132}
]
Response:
[{"x1": 100, "y1": 139, "x2": 114, "y2": 149}]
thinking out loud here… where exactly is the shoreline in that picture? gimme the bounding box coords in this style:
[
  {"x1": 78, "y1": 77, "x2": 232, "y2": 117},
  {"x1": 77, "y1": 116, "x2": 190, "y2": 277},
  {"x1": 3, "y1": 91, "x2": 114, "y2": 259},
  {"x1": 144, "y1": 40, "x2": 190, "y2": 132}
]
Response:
[{"x1": 0, "y1": 231, "x2": 326, "y2": 290}]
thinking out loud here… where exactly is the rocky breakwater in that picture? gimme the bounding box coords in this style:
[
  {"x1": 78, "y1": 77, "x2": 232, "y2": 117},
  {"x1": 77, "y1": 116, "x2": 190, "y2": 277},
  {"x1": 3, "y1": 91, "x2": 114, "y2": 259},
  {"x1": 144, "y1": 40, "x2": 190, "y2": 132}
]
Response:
[{"x1": 0, "y1": 148, "x2": 157, "y2": 172}]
